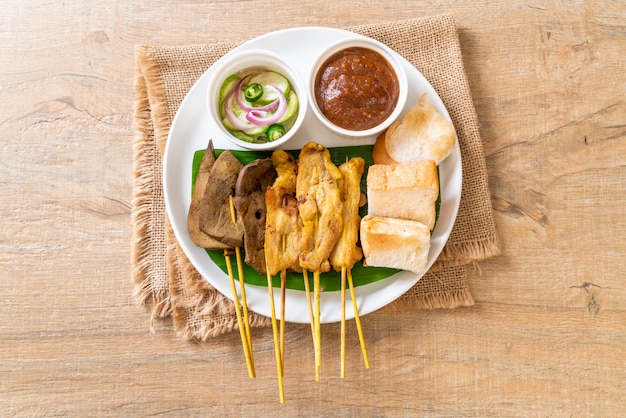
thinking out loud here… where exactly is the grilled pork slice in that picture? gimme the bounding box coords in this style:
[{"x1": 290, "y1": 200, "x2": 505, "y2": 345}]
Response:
[
  {"x1": 296, "y1": 142, "x2": 343, "y2": 273},
  {"x1": 264, "y1": 150, "x2": 301, "y2": 276},
  {"x1": 329, "y1": 157, "x2": 365, "y2": 272}
]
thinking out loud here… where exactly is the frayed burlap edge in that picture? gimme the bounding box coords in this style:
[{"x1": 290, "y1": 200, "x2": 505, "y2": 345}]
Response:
[
  {"x1": 390, "y1": 288, "x2": 475, "y2": 310},
  {"x1": 168, "y1": 234, "x2": 271, "y2": 341},
  {"x1": 135, "y1": 45, "x2": 173, "y2": 155},
  {"x1": 387, "y1": 264, "x2": 475, "y2": 311},
  {"x1": 131, "y1": 56, "x2": 172, "y2": 324},
  {"x1": 438, "y1": 237, "x2": 501, "y2": 266}
]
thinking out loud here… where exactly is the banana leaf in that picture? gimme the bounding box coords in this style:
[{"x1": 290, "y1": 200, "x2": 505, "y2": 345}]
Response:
[{"x1": 191, "y1": 145, "x2": 439, "y2": 291}]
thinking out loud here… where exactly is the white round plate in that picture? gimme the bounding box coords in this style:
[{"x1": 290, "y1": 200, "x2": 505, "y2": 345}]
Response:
[{"x1": 163, "y1": 27, "x2": 462, "y2": 324}]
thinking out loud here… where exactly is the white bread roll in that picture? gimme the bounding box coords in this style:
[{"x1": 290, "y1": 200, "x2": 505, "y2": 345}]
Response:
[
  {"x1": 366, "y1": 160, "x2": 438, "y2": 230},
  {"x1": 384, "y1": 93, "x2": 456, "y2": 164},
  {"x1": 360, "y1": 215, "x2": 430, "y2": 275}
]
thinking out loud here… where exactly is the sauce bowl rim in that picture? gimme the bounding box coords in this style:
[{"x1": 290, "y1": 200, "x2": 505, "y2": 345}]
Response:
[{"x1": 307, "y1": 36, "x2": 409, "y2": 138}]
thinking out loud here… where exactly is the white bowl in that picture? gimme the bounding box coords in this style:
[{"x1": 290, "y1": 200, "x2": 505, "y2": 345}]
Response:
[
  {"x1": 206, "y1": 49, "x2": 308, "y2": 150},
  {"x1": 308, "y1": 37, "x2": 408, "y2": 139}
]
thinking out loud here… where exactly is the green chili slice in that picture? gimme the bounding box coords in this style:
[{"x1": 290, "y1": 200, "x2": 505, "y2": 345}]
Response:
[
  {"x1": 243, "y1": 83, "x2": 263, "y2": 102},
  {"x1": 266, "y1": 124, "x2": 286, "y2": 141}
]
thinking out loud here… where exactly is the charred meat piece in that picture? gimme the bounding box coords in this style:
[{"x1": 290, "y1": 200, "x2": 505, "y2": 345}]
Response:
[
  {"x1": 265, "y1": 150, "x2": 302, "y2": 276},
  {"x1": 329, "y1": 157, "x2": 365, "y2": 271},
  {"x1": 199, "y1": 150, "x2": 244, "y2": 248},
  {"x1": 233, "y1": 158, "x2": 277, "y2": 275},
  {"x1": 187, "y1": 140, "x2": 231, "y2": 250},
  {"x1": 296, "y1": 142, "x2": 343, "y2": 273},
  {"x1": 235, "y1": 158, "x2": 277, "y2": 197}
]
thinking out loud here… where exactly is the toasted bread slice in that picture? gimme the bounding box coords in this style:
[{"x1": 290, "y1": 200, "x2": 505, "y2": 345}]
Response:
[
  {"x1": 372, "y1": 131, "x2": 397, "y2": 165},
  {"x1": 360, "y1": 215, "x2": 430, "y2": 275},
  {"x1": 384, "y1": 93, "x2": 456, "y2": 164},
  {"x1": 366, "y1": 160, "x2": 438, "y2": 230}
]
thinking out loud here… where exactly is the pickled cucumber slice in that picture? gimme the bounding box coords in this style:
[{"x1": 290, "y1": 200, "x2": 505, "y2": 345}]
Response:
[
  {"x1": 219, "y1": 74, "x2": 241, "y2": 104},
  {"x1": 278, "y1": 90, "x2": 299, "y2": 124}
]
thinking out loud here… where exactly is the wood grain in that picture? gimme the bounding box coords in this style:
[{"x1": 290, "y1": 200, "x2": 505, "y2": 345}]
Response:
[{"x1": 1, "y1": 0, "x2": 624, "y2": 415}]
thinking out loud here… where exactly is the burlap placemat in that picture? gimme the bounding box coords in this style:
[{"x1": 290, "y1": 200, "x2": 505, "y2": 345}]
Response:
[{"x1": 131, "y1": 14, "x2": 500, "y2": 341}]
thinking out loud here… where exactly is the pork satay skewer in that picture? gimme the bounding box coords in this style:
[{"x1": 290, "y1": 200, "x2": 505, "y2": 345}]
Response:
[
  {"x1": 329, "y1": 157, "x2": 367, "y2": 377},
  {"x1": 297, "y1": 143, "x2": 344, "y2": 381},
  {"x1": 265, "y1": 150, "x2": 300, "y2": 378}
]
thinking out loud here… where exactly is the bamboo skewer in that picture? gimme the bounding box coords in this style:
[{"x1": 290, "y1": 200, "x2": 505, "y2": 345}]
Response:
[
  {"x1": 340, "y1": 266, "x2": 347, "y2": 378},
  {"x1": 224, "y1": 250, "x2": 255, "y2": 378},
  {"x1": 302, "y1": 269, "x2": 318, "y2": 380},
  {"x1": 279, "y1": 269, "x2": 286, "y2": 375},
  {"x1": 226, "y1": 196, "x2": 255, "y2": 377},
  {"x1": 235, "y1": 245, "x2": 253, "y2": 359},
  {"x1": 348, "y1": 269, "x2": 370, "y2": 369},
  {"x1": 302, "y1": 270, "x2": 316, "y2": 346},
  {"x1": 314, "y1": 270, "x2": 322, "y2": 381},
  {"x1": 265, "y1": 256, "x2": 285, "y2": 403},
  {"x1": 335, "y1": 155, "x2": 369, "y2": 375}
]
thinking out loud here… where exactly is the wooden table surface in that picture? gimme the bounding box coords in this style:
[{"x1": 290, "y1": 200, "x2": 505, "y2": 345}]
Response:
[{"x1": 2, "y1": 1, "x2": 625, "y2": 416}]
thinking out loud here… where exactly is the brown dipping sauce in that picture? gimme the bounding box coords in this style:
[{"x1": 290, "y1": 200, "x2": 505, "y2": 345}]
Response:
[{"x1": 314, "y1": 47, "x2": 400, "y2": 131}]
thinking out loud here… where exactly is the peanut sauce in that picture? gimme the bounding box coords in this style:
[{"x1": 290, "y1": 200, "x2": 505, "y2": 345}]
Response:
[{"x1": 314, "y1": 47, "x2": 399, "y2": 131}]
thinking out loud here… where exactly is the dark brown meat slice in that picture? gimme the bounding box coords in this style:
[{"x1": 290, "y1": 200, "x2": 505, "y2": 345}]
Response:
[
  {"x1": 187, "y1": 140, "x2": 231, "y2": 250},
  {"x1": 198, "y1": 150, "x2": 244, "y2": 248},
  {"x1": 235, "y1": 158, "x2": 277, "y2": 196},
  {"x1": 233, "y1": 158, "x2": 277, "y2": 274}
]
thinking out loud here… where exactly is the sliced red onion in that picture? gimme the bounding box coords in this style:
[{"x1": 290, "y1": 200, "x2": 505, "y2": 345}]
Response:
[
  {"x1": 223, "y1": 88, "x2": 254, "y2": 131},
  {"x1": 233, "y1": 75, "x2": 254, "y2": 111},
  {"x1": 245, "y1": 85, "x2": 287, "y2": 126}
]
